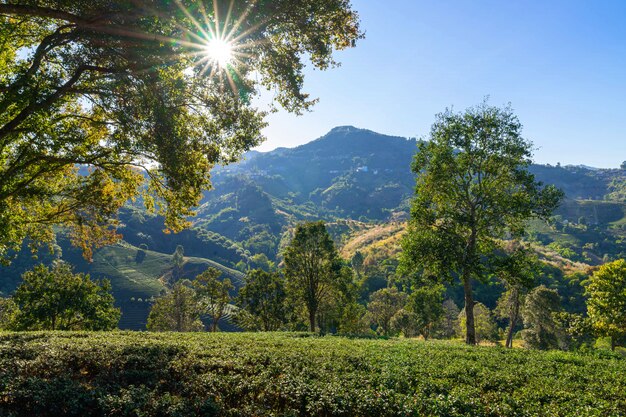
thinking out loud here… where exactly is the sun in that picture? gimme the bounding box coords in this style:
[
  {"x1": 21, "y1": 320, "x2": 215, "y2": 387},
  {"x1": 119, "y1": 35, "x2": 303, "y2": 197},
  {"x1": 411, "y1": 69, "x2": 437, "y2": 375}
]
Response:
[{"x1": 204, "y1": 38, "x2": 234, "y2": 68}]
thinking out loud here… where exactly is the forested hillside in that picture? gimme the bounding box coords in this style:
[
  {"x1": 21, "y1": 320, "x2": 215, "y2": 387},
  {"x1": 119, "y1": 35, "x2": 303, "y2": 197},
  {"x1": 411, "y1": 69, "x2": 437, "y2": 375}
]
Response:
[{"x1": 3, "y1": 126, "x2": 625, "y2": 328}]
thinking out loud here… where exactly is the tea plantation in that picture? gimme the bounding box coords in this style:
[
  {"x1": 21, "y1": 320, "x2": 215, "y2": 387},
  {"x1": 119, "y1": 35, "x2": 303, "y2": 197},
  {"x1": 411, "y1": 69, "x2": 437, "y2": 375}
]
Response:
[{"x1": 1, "y1": 332, "x2": 625, "y2": 416}]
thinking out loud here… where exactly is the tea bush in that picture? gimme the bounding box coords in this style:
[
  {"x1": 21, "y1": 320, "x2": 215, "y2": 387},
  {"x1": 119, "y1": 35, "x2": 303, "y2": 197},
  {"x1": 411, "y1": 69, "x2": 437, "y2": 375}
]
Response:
[{"x1": 0, "y1": 332, "x2": 625, "y2": 416}]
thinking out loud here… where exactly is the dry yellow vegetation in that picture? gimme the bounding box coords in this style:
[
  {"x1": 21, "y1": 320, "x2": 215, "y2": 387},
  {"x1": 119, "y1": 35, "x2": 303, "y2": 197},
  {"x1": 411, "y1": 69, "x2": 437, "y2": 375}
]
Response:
[{"x1": 340, "y1": 222, "x2": 406, "y2": 266}]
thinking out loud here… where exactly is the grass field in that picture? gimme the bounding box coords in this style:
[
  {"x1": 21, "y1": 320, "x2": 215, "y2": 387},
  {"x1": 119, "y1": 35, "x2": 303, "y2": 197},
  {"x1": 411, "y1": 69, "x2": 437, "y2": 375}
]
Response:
[{"x1": 1, "y1": 332, "x2": 625, "y2": 416}]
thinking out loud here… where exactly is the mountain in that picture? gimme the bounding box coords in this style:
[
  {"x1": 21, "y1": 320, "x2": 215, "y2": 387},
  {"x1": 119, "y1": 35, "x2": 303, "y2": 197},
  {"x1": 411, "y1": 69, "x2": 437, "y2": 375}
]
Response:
[{"x1": 2, "y1": 126, "x2": 625, "y2": 328}]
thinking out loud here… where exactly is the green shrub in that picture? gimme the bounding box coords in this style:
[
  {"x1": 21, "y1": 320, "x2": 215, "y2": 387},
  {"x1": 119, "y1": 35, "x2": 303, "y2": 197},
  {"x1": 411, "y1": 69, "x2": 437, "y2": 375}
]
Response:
[{"x1": 1, "y1": 332, "x2": 625, "y2": 416}]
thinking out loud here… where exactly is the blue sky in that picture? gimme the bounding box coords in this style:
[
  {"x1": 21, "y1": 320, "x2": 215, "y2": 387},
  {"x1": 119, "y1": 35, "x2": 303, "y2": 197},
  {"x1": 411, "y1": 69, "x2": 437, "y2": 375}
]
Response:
[{"x1": 255, "y1": 0, "x2": 626, "y2": 168}]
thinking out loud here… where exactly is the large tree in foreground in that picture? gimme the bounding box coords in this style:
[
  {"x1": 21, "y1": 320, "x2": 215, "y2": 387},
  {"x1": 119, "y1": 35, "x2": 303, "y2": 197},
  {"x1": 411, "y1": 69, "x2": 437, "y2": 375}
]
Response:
[
  {"x1": 0, "y1": 1, "x2": 362, "y2": 261},
  {"x1": 284, "y1": 221, "x2": 342, "y2": 332},
  {"x1": 400, "y1": 102, "x2": 562, "y2": 345}
]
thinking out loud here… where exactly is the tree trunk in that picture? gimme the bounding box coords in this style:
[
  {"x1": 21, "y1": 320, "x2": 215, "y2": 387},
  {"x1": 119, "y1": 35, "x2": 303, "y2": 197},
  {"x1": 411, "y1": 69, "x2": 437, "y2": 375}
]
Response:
[
  {"x1": 611, "y1": 337, "x2": 616, "y2": 351},
  {"x1": 463, "y1": 274, "x2": 476, "y2": 345},
  {"x1": 308, "y1": 308, "x2": 316, "y2": 332},
  {"x1": 505, "y1": 287, "x2": 520, "y2": 349}
]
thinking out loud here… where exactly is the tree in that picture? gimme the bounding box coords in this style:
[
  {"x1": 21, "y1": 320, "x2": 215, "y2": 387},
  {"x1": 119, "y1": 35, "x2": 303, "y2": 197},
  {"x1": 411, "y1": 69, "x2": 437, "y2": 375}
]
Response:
[
  {"x1": 586, "y1": 259, "x2": 626, "y2": 350},
  {"x1": 521, "y1": 285, "x2": 564, "y2": 350},
  {"x1": 434, "y1": 299, "x2": 461, "y2": 339},
  {"x1": 171, "y1": 245, "x2": 185, "y2": 281},
  {"x1": 391, "y1": 309, "x2": 419, "y2": 337},
  {"x1": 621, "y1": 161, "x2": 626, "y2": 170},
  {"x1": 135, "y1": 243, "x2": 148, "y2": 264},
  {"x1": 0, "y1": 1, "x2": 362, "y2": 262},
  {"x1": 367, "y1": 287, "x2": 407, "y2": 336},
  {"x1": 458, "y1": 303, "x2": 498, "y2": 343},
  {"x1": 146, "y1": 280, "x2": 203, "y2": 332},
  {"x1": 11, "y1": 262, "x2": 120, "y2": 330},
  {"x1": 284, "y1": 221, "x2": 342, "y2": 332},
  {"x1": 235, "y1": 269, "x2": 286, "y2": 331},
  {"x1": 193, "y1": 268, "x2": 233, "y2": 332},
  {"x1": 351, "y1": 251, "x2": 365, "y2": 279},
  {"x1": 406, "y1": 283, "x2": 445, "y2": 339},
  {"x1": 494, "y1": 244, "x2": 538, "y2": 348},
  {"x1": 400, "y1": 102, "x2": 563, "y2": 344},
  {"x1": 0, "y1": 297, "x2": 19, "y2": 330},
  {"x1": 338, "y1": 302, "x2": 369, "y2": 335}
]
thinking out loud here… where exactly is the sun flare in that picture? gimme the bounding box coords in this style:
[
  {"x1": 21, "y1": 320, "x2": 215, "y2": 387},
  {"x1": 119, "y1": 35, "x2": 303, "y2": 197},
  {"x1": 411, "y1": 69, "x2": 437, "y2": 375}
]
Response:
[{"x1": 205, "y1": 38, "x2": 234, "y2": 68}]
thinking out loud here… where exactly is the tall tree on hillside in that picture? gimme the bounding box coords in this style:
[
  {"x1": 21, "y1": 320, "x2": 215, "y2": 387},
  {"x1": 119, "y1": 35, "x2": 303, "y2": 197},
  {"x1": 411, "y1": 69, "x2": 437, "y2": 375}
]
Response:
[
  {"x1": 11, "y1": 262, "x2": 119, "y2": 330},
  {"x1": 171, "y1": 245, "x2": 185, "y2": 281},
  {"x1": 400, "y1": 102, "x2": 563, "y2": 344},
  {"x1": 0, "y1": 1, "x2": 362, "y2": 262},
  {"x1": 284, "y1": 221, "x2": 342, "y2": 332},
  {"x1": 194, "y1": 268, "x2": 233, "y2": 332},
  {"x1": 236, "y1": 269, "x2": 286, "y2": 331},
  {"x1": 351, "y1": 251, "x2": 365, "y2": 279},
  {"x1": 586, "y1": 259, "x2": 626, "y2": 350}
]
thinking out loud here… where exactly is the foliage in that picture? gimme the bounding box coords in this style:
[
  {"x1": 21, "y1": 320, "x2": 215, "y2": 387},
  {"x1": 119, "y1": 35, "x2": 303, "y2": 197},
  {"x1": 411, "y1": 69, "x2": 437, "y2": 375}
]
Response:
[
  {"x1": 0, "y1": 0, "x2": 362, "y2": 261},
  {"x1": 585, "y1": 259, "x2": 626, "y2": 350},
  {"x1": 494, "y1": 244, "x2": 539, "y2": 348},
  {"x1": 10, "y1": 262, "x2": 119, "y2": 330},
  {"x1": 2, "y1": 332, "x2": 626, "y2": 416},
  {"x1": 236, "y1": 269, "x2": 286, "y2": 331},
  {"x1": 336, "y1": 301, "x2": 370, "y2": 335},
  {"x1": 405, "y1": 283, "x2": 445, "y2": 339},
  {"x1": 390, "y1": 308, "x2": 419, "y2": 337},
  {"x1": 367, "y1": 287, "x2": 407, "y2": 336},
  {"x1": 171, "y1": 244, "x2": 185, "y2": 281},
  {"x1": 434, "y1": 299, "x2": 462, "y2": 339},
  {"x1": 146, "y1": 280, "x2": 203, "y2": 332},
  {"x1": 193, "y1": 268, "x2": 233, "y2": 332},
  {"x1": 400, "y1": 102, "x2": 563, "y2": 344},
  {"x1": 284, "y1": 221, "x2": 342, "y2": 331},
  {"x1": 351, "y1": 250, "x2": 365, "y2": 277},
  {"x1": 553, "y1": 312, "x2": 595, "y2": 351},
  {"x1": 495, "y1": 286, "x2": 526, "y2": 348},
  {"x1": 522, "y1": 285, "x2": 565, "y2": 350},
  {"x1": 0, "y1": 298, "x2": 18, "y2": 330},
  {"x1": 458, "y1": 303, "x2": 499, "y2": 343}
]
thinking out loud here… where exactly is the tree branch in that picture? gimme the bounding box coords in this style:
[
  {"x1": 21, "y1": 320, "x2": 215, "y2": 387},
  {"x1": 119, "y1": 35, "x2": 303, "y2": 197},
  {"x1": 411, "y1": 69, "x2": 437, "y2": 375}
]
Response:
[
  {"x1": 0, "y1": 65, "x2": 124, "y2": 142},
  {"x1": 0, "y1": 4, "x2": 89, "y2": 25}
]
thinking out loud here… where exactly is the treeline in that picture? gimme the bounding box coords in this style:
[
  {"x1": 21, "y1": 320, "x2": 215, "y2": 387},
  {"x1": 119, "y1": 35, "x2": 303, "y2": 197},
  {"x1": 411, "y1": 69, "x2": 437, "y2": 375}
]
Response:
[{"x1": 2, "y1": 221, "x2": 625, "y2": 353}]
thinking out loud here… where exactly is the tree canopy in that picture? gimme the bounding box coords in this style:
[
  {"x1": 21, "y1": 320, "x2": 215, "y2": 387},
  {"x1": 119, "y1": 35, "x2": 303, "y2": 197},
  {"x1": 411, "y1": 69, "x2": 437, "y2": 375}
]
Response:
[
  {"x1": 0, "y1": 0, "x2": 362, "y2": 261},
  {"x1": 146, "y1": 280, "x2": 203, "y2": 332},
  {"x1": 400, "y1": 102, "x2": 563, "y2": 344},
  {"x1": 10, "y1": 262, "x2": 120, "y2": 330},
  {"x1": 586, "y1": 259, "x2": 626, "y2": 350},
  {"x1": 236, "y1": 268, "x2": 286, "y2": 331},
  {"x1": 193, "y1": 267, "x2": 233, "y2": 332},
  {"x1": 284, "y1": 221, "x2": 342, "y2": 332}
]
